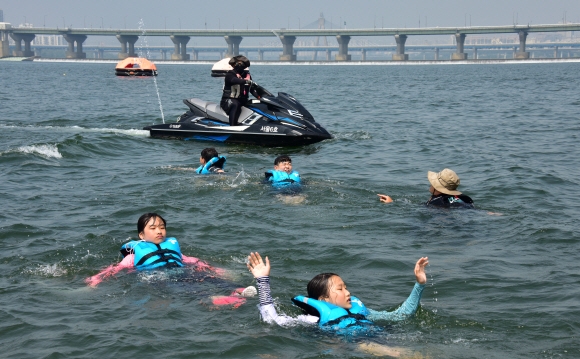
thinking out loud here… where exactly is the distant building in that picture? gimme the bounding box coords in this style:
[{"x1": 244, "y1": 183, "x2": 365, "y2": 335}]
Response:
[
  {"x1": 0, "y1": 9, "x2": 4, "y2": 22},
  {"x1": 35, "y1": 34, "x2": 66, "y2": 46}
]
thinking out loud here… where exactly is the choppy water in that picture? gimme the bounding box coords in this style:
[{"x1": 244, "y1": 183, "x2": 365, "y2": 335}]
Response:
[{"x1": 1, "y1": 60, "x2": 579, "y2": 359}]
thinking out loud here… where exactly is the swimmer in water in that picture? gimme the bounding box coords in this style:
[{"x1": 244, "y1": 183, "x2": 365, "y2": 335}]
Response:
[
  {"x1": 247, "y1": 252, "x2": 429, "y2": 357},
  {"x1": 264, "y1": 155, "x2": 300, "y2": 188},
  {"x1": 378, "y1": 168, "x2": 474, "y2": 208},
  {"x1": 85, "y1": 213, "x2": 256, "y2": 306},
  {"x1": 265, "y1": 155, "x2": 305, "y2": 204},
  {"x1": 196, "y1": 147, "x2": 226, "y2": 174}
]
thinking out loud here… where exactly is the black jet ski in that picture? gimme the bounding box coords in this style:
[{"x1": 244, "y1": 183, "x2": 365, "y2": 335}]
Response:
[{"x1": 143, "y1": 83, "x2": 332, "y2": 147}]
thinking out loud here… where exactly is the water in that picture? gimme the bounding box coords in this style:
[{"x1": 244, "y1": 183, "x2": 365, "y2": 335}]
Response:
[{"x1": 1, "y1": 60, "x2": 579, "y2": 358}]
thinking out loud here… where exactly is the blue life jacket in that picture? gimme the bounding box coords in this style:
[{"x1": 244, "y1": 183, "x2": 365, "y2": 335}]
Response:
[
  {"x1": 120, "y1": 237, "x2": 184, "y2": 270},
  {"x1": 291, "y1": 295, "x2": 373, "y2": 329},
  {"x1": 265, "y1": 170, "x2": 300, "y2": 187},
  {"x1": 196, "y1": 156, "x2": 226, "y2": 174}
]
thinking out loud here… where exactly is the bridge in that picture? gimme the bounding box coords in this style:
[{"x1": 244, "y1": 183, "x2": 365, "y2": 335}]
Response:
[
  {"x1": 25, "y1": 42, "x2": 580, "y2": 62},
  {"x1": 1, "y1": 22, "x2": 580, "y2": 61}
]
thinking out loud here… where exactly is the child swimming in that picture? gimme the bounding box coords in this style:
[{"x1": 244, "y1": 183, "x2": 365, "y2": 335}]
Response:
[
  {"x1": 196, "y1": 148, "x2": 226, "y2": 174},
  {"x1": 264, "y1": 155, "x2": 300, "y2": 188},
  {"x1": 247, "y1": 252, "x2": 427, "y2": 328},
  {"x1": 85, "y1": 213, "x2": 255, "y2": 306}
]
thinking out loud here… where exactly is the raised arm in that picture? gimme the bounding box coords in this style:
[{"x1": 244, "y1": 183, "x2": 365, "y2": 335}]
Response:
[
  {"x1": 367, "y1": 257, "x2": 429, "y2": 322},
  {"x1": 247, "y1": 252, "x2": 318, "y2": 326},
  {"x1": 85, "y1": 254, "x2": 135, "y2": 287}
]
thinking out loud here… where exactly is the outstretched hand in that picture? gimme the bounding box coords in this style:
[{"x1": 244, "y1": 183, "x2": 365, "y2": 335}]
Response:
[
  {"x1": 414, "y1": 257, "x2": 429, "y2": 284},
  {"x1": 377, "y1": 194, "x2": 393, "y2": 203},
  {"x1": 247, "y1": 252, "x2": 270, "y2": 278}
]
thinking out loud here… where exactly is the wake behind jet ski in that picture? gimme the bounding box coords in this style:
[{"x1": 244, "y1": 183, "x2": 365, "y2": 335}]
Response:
[{"x1": 143, "y1": 59, "x2": 332, "y2": 147}]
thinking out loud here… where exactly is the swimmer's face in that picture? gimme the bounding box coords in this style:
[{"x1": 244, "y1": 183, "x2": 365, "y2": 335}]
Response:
[
  {"x1": 321, "y1": 275, "x2": 352, "y2": 309},
  {"x1": 138, "y1": 216, "x2": 167, "y2": 245},
  {"x1": 274, "y1": 161, "x2": 292, "y2": 174},
  {"x1": 200, "y1": 156, "x2": 206, "y2": 165}
]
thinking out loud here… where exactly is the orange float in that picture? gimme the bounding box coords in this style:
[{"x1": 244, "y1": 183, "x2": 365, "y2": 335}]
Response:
[{"x1": 115, "y1": 57, "x2": 158, "y2": 76}]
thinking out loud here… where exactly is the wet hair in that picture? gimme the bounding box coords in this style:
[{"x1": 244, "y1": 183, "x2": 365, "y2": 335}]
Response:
[
  {"x1": 274, "y1": 155, "x2": 292, "y2": 166},
  {"x1": 307, "y1": 273, "x2": 339, "y2": 300},
  {"x1": 137, "y1": 213, "x2": 166, "y2": 235},
  {"x1": 201, "y1": 148, "x2": 219, "y2": 162}
]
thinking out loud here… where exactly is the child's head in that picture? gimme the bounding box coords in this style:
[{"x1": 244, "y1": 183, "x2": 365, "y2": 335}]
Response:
[
  {"x1": 307, "y1": 273, "x2": 352, "y2": 309},
  {"x1": 137, "y1": 213, "x2": 167, "y2": 244},
  {"x1": 200, "y1": 148, "x2": 219, "y2": 164},
  {"x1": 273, "y1": 155, "x2": 293, "y2": 174}
]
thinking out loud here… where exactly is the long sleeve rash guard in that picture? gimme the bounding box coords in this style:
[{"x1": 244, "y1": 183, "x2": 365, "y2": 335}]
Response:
[{"x1": 255, "y1": 276, "x2": 425, "y2": 327}]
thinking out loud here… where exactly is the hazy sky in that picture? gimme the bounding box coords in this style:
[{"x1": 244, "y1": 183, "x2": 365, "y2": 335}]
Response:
[{"x1": 1, "y1": 0, "x2": 578, "y2": 30}]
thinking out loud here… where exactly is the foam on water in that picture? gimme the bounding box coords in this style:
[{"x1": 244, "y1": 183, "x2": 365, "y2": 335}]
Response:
[
  {"x1": 10, "y1": 144, "x2": 63, "y2": 158},
  {"x1": 138, "y1": 270, "x2": 171, "y2": 283},
  {"x1": 24, "y1": 263, "x2": 68, "y2": 277},
  {"x1": 230, "y1": 255, "x2": 250, "y2": 265},
  {"x1": 0, "y1": 124, "x2": 150, "y2": 137},
  {"x1": 69, "y1": 126, "x2": 151, "y2": 137},
  {"x1": 331, "y1": 131, "x2": 372, "y2": 141}
]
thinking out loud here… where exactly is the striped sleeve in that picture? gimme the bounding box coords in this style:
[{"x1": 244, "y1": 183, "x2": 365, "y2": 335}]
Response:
[
  {"x1": 256, "y1": 276, "x2": 274, "y2": 305},
  {"x1": 255, "y1": 276, "x2": 318, "y2": 326}
]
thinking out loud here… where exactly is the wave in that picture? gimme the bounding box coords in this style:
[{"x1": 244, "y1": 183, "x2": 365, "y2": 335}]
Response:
[
  {"x1": 0, "y1": 123, "x2": 150, "y2": 137},
  {"x1": 5, "y1": 144, "x2": 63, "y2": 159}
]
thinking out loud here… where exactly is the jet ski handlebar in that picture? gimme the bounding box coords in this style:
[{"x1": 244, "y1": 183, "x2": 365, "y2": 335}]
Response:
[{"x1": 251, "y1": 83, "x2": 274, "y2": 98}]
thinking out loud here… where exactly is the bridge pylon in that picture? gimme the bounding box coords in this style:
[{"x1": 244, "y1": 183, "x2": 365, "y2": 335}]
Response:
[
  {"x1": 0, "y1": 23, "x2": 11, "y2": 58},
  {"x1": 170, "y1": 35, "x2": 190, "y2": 60},
  {"x1": 63, "y1": 34, "x2": 87, "y2": 59},
  {"x1": 10, "y1": 33, "x2": 35, "y2": 57},
  {"x1": 116, "y1": 35, "x2": 139, "y2": 59}
]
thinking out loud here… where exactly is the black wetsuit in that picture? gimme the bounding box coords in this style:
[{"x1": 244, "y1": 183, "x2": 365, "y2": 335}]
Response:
[
  {"x1": 220, "y1": 69, "x2": 257, "y2": 126},
  {"x1": 426, "y1": 194, "x2": 475, "y2": 208}
]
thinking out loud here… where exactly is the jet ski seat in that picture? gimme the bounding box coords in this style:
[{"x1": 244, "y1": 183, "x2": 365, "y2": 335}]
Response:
[
  {"x1": 206, "y1": 103, "x2": 230, "y2": 123},
  {"x1": 185, "y1": 98, "x2": 254, "y2": 126},
  {"x1": 187, "y1": 98, "x2": 230, "y2": 123}
]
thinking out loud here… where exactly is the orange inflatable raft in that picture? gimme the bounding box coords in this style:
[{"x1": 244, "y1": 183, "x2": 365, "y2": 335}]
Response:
[{"x1": 115, "y1": 57, "x2": 158, "y2": 76}]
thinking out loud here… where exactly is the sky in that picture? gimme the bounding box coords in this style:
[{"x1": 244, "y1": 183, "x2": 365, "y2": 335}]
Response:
[{"x1": 1, "y1": 0, "x2": 578, "y2": 30}]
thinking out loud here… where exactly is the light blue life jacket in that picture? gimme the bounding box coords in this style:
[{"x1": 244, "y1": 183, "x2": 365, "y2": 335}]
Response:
[
  {"x1": 265, "y1": 170, "x2": 300, "y2": 187},
  {"x1": 291, "y1": 295, "x2": 371, "y2": 329},
  {"x1": 196, "y1": 156, "x2": 226, "y2": 174},
  {"x1": 120, "y1": 237, "x2": 184, "y2": 270}
]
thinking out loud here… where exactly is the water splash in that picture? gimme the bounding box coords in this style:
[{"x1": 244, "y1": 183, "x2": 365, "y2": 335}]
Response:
[
  {"x1": 24, "y1": 263, "x2": 67, "y2": 277},
  {"x1": 428, "y1": 266, "x2": 438, "y2": 309},
  {"x1": 228, "y1": 166, "x2": 249, "y2": 188},
  {"x1": 137, "y1": 18, "x2": 165, "y2": 123}
]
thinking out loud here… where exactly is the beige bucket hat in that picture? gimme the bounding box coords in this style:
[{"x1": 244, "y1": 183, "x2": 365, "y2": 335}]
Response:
[{"x1": 427, "y1": 168, "x2": 462, "y2": 195}]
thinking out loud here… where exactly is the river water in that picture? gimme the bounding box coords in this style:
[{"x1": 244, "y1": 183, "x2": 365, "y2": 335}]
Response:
[{"x1": 0, "y1": 60, "x2": 579, "y2": 358}]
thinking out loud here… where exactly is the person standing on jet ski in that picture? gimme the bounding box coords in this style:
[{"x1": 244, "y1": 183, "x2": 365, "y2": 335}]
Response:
[{"x1": 220, "y1": 55, "x2": 259, "y2": 126}]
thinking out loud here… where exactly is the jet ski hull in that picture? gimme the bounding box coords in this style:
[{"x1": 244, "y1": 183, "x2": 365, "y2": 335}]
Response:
[
  {"x1": 144, "y1": 91, "x2": 332, "y2": 147},
  {"x1": 144, "y1": 122, "x2": 332, "y2": 147}
]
